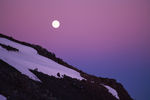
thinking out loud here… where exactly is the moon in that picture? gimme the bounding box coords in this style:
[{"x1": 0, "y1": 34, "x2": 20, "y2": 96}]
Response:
[{"x1": 52, "y1": 20, "x2": 60, "y2": 29}]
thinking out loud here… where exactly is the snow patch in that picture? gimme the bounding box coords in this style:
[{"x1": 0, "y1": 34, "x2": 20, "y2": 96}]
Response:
[
  {"x1": 0, "y1": 94, "x2": 6, "y2": 100},
  {"x1": 0, "y1": 37, "x2": 84, "y2": 82},
  {"x1": 102, "y1": 84, "x2": 119, "y2": 99},
  {"x1": 0, "y1": 38, "x2": 37, "y2": 54}
]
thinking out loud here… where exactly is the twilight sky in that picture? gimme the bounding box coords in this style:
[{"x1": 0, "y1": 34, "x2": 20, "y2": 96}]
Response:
[{"x1": 0, "y1": 0, "x2": 150, "y2": 99}]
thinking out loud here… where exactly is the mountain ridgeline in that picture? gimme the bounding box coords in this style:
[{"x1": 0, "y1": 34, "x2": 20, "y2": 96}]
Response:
[{"x1": 0, "y1": 33, "x2": 133, "y2": 100}]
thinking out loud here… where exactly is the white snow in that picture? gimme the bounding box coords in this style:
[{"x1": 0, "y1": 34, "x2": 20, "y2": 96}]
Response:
[
  {"x1": 0, "y1": 37, "x2": 84, "y2": 82},
  {"x1": 102, "y1": 84, "x2": 119, "y2": 99},
  {"x1": 0, "y1": 94, "x2": 6, "y2": 100},
  {"x1": 0, "y1": 38, "x2": 37, "y2": 54}
]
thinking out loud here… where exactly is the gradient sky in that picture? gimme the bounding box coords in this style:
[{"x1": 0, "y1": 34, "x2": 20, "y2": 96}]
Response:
[{"x1": 0, "y1": 0, "x2": 150, "y2": 99}]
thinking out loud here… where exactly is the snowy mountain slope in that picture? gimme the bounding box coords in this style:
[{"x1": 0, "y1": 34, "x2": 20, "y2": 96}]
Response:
[
  {"x1": 0, "y1": 33, "x2": 133, "y2": 100},
  {"x1": 0, "y1": 37, "x2": 84, "y2": 81},
  {"x1": 102, "y1": 84, "x2": 120, "y2": 99},
  {"x1": 0, "y1": 94, "x2": 6, "y2": 100}
]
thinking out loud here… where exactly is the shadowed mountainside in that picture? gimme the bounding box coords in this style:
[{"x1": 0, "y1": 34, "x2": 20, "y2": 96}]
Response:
[{"x1": 0, "y1": 33, "x2": 133, "y2": 100}]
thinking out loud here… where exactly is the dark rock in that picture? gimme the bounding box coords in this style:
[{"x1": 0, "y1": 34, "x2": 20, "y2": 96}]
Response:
[
  {"x1": 0, "y1": 33, "x2": 133, "y2": 100},
  {"x1": 0, "y1": 43, "x2": 19, "y2": 52}
]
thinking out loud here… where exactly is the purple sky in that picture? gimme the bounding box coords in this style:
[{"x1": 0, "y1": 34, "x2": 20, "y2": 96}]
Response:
[{"x1": 0, "y1": 0, "x2": 150, "y2": 99}]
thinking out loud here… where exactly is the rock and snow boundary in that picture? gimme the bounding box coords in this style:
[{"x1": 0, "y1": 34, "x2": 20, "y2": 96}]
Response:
[
  {"x1": 0, "y1": 35, "x2": 127, "y2": 100},
  {"x1": 0, "y1": 37, "x2": 84, "y2": 81},
  {"x1": 102, "y1": 84, "x2": 120, "y2": 99},
  {"x1": 0, "y1": 94, "x2": 6, "y2": 100}
]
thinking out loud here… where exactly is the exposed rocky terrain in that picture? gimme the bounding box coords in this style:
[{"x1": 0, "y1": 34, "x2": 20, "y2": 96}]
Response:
[{"x1": 0, "y1": 33, "x2": 133, "y2": 100}]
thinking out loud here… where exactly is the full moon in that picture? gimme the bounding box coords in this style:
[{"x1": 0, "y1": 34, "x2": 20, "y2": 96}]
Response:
[{"x1": 52, "y1": 20, "x2": 60, "y2": 29}]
